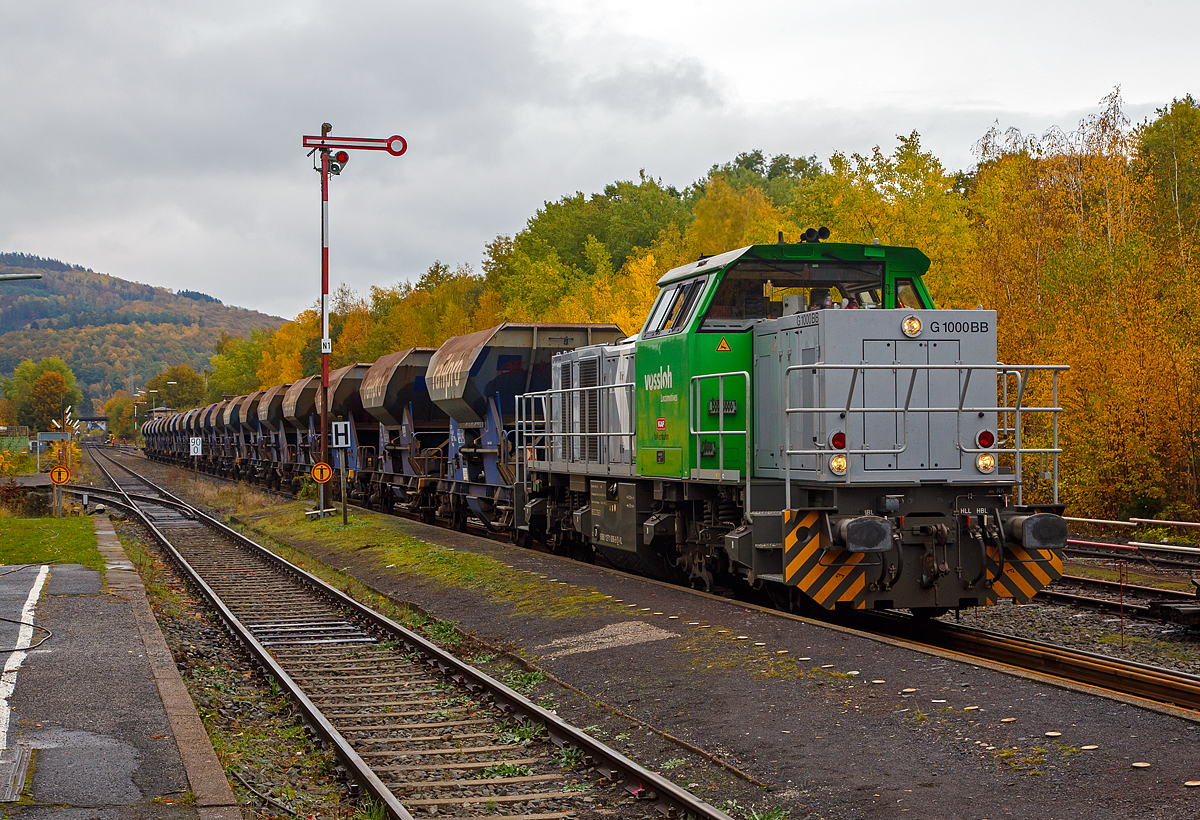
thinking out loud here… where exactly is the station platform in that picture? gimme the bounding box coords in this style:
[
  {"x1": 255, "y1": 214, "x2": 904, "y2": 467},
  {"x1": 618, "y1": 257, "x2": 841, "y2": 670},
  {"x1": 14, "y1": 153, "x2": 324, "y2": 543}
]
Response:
[
  {"x1": 0, "y1": 517, "x2": 241, "y2": 819},
  {"x1": 6, "y1": 474, "x2": 50, "y2": 488}
]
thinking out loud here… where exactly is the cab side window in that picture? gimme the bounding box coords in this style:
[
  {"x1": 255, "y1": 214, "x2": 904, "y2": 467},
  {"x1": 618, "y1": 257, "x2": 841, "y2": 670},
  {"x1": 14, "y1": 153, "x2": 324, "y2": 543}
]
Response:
[
  {"x1": 643, "y1": 277, "x2": 706, "y2": 338},
  {"x1": 896, "y1": 279, "x2": 927, "y2": 309}
]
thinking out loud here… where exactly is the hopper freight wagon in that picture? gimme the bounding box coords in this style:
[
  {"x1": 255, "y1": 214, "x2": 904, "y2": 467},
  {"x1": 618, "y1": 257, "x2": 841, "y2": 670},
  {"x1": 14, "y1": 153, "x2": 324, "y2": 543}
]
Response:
[
  {"x1": 358, "y1": 347, "x2": 446, "y2": 515},
  {"x1": 142, "y1": 234, "x2": 1069, "y2": 615},
  {"x1": 254, "y1": 383, "x2": 292, "y2": 489}
]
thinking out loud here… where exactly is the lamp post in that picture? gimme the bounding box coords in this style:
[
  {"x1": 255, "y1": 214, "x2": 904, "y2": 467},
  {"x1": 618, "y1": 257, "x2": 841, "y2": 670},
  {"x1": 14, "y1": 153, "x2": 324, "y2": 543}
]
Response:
[{"x1": 301, "y1": 124, "x2": 406, "y2": 518}]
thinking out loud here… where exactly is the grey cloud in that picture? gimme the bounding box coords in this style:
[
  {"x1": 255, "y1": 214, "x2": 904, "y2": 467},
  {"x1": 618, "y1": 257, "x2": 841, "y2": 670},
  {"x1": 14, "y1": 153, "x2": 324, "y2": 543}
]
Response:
[
  {"x1": 0, "y1": 0, "x2": 1190, "y2": 320},
  {"x1": 577, "y1": 60, "x2": 722, "y2": 119}
]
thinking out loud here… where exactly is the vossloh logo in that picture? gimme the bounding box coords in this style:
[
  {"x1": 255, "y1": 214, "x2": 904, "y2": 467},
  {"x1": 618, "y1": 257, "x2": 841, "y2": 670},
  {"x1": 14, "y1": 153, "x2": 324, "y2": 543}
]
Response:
[{"x1": 644, "y1": 365, "x2": 672, "y2": 391}]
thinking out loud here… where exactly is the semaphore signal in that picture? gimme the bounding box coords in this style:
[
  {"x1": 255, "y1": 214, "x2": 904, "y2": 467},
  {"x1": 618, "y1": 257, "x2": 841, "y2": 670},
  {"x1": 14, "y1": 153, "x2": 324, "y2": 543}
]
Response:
[{"x1": 301, "y1": 124, "x2": 406, "y2": 518}]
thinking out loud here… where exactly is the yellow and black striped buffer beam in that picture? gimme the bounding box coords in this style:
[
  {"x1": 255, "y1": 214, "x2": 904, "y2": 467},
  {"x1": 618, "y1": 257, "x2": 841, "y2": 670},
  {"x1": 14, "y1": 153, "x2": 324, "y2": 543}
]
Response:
[
  {"x1": 783, "y1": 510, "x2": 867, "y2": 610},
  {"x1": 985, "y1": 542, "x2": 1065, "y2": 603}
]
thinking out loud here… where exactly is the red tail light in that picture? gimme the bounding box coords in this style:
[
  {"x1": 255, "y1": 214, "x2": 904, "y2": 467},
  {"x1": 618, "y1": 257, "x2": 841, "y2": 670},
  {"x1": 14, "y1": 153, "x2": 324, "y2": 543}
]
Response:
[
  {"x1": 977, "y1": 430, "x2": 995, "y2": 448},
  {"x1": 831, "y1": 431, "x2": 846, "y2": 450}
]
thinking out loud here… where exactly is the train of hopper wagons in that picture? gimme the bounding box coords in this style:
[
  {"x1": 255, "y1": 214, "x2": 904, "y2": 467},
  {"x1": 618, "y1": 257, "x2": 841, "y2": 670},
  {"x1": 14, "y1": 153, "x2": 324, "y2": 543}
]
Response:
[{"x1": 142, "y1": 234, "x2": 1070, "y2": 616}]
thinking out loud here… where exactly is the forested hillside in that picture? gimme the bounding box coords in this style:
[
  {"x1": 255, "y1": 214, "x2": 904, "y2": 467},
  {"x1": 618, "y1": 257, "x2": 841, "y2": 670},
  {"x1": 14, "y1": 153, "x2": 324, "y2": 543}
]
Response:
[
  {"x1": 206, "y1": 90, "x2": 1199, "y2": 520},
  {"x1": 0, "y1": 256, "x2": 283, "y2": 409}
]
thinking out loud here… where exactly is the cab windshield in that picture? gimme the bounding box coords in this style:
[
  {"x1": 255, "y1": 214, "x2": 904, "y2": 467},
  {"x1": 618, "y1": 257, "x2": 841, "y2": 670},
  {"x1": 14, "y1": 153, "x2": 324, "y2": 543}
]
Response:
[{"x1": 701, "y1": 259, "x2": 884, "y2": 330}]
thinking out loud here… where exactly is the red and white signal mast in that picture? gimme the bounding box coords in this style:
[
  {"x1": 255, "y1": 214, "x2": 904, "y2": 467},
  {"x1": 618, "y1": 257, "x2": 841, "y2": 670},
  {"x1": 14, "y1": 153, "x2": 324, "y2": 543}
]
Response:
[{"x1": 302, "y1": 124, "x2": 407, "y2": 513}]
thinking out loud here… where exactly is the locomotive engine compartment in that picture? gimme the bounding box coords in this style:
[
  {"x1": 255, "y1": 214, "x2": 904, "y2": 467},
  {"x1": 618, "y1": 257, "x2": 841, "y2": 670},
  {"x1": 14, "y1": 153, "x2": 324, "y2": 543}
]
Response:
[{"x1": 143, "y1": 235, "x2": 1069, "y2": 617}]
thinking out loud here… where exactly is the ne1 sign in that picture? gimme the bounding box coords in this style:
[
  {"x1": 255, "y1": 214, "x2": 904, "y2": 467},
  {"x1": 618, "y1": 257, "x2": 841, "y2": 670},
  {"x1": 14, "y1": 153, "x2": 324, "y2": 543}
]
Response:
[{"x1": 331, "y1": 421, "x2": 351, "y2": 449}]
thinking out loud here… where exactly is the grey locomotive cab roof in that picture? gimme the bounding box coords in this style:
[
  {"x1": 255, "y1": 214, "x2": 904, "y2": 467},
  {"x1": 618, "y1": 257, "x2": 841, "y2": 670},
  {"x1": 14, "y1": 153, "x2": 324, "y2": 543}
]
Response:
[{"x1": 657, "y1": 246, "x2": 753, "y2": 286}]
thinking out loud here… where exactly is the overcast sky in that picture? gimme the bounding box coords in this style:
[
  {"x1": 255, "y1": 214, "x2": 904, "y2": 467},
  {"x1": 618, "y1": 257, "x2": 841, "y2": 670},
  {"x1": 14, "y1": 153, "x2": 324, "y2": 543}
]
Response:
[{"x1": 2, "y1": 0, "x2": 1196, "y2": 320}]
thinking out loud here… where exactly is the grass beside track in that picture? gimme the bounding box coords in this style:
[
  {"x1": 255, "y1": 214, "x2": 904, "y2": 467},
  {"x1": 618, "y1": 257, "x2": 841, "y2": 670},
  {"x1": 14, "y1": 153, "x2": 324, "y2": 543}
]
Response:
[
  {"x1": 231, "y1": 495, "x2": 860, "y2": 687},
  {"x1": 0, "y1": 514, "x2": 103, "y2": 570},
  {"x1": 242, "y1": 498, "x2": 621, "y2": 621}
]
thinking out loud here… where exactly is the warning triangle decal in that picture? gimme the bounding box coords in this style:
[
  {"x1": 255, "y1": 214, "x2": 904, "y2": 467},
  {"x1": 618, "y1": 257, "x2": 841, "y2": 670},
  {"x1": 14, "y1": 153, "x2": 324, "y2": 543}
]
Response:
[{"x1": 716, "y1": 337, "x2": 732, "y2": 352}]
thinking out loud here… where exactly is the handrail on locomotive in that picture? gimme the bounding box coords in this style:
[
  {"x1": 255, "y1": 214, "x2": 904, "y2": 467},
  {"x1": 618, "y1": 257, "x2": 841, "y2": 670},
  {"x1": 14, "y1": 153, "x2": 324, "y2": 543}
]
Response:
[{"x1": 782, "y1": 362, "x2": 1068, "y2": 507}]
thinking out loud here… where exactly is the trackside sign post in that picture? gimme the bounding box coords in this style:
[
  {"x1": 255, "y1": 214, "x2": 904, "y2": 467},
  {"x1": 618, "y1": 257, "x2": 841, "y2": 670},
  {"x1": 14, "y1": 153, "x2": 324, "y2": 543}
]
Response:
[
  {"x1": 331, "y1": 422, "x2": 351, "y2": 449},
  {"x1": 50, "y1": 465, "x2": 70, "y2": 518},
  {"x1": 190, "y1": 437, "x2": 202, "y2": 485},
  {"x1": 301, "y1": 125, "x2": 406, "y2": 519},
  {"x1": 330, "y1": 421, "x2": 352, "y2": 526}
]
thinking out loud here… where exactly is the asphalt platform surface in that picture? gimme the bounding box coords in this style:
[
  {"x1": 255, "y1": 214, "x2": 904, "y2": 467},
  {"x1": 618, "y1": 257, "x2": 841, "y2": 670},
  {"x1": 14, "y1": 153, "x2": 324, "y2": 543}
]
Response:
[
  {"x1": 0, "y1": 517, "x2": 240, "y2": 819},
  {"x1": 269, "y1": 513, "x2": 1200, "y2": 820}
]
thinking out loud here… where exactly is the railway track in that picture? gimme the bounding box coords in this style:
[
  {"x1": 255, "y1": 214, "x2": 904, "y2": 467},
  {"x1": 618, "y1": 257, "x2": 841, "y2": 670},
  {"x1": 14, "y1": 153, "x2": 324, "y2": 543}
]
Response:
[
  {"x1": 1031, "y1": 573, "x2": 1199, "y2": 621},
  {"x1": 1066, "y1": 541, "x2": 1200, "y2": 571},
  {"x1": 91, "y1": 447, "x2": 1200, "y2": 725},
  {"x1": 846, "y1": 612, "x2": 1200, "y2": 713},
  {"x1": 83, "y1": 446, "x2": 734, "y2": 820}
]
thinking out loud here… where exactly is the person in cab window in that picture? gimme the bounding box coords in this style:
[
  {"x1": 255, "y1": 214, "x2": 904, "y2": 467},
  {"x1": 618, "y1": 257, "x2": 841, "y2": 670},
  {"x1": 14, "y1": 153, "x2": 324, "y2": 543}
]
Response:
[{"x1": 808, "y1": 288, "x2": 832, "y2": 310}]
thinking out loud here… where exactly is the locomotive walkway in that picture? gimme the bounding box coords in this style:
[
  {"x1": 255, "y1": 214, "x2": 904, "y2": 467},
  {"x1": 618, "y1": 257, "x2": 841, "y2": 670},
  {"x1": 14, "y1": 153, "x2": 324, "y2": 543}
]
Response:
[{"x1": 0, "y1": 516, "x2": 240, "y2": 818}]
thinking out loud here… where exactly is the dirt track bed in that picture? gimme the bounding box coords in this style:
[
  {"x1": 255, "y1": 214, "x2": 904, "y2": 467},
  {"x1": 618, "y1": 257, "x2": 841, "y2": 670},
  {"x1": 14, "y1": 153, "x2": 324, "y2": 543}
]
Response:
[{"x1": 116, "y1": 455, "x2": 1200, "y2": 820}]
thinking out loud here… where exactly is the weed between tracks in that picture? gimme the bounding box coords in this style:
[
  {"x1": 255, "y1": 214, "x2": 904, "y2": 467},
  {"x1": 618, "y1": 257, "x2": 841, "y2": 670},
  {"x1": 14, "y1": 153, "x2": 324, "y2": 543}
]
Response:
[{"x1": 1064, "y1": 560, "x2": 1197, "y2": 593}]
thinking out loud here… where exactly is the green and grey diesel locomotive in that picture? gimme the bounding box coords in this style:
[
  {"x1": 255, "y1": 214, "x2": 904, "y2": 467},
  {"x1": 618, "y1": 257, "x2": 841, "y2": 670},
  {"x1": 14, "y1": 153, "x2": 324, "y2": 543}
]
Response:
[{"x1": 143, "y1": 233, "x2": 1069, "y2": 616}]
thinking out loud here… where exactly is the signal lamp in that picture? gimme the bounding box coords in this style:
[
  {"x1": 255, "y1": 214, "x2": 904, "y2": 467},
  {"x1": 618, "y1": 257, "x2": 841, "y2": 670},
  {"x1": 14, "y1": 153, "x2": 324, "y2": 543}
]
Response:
[
  {"x1": 976, "y1": 430, "x2": 995, "y2": 449},
  {"x1": 830, "y1": 431, "x2": 846, "y2": 450},
  {"x1": 976, "y1": 453, "x2": 997, "y2": 473},
  {"x1": 901, "y1": 315, "x2": 922, "y2": 337},
  {"x1": 829, "y1": 454, "x2": 848, "y2": 476},
  {"x1": 328, "y1": 150, "x2": 350, "y2": 175}
]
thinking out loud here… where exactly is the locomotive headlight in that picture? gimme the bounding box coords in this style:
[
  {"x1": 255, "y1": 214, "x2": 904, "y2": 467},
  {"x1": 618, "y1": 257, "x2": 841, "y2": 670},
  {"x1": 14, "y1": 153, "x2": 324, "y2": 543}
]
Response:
[
  {"x1": 829, "y1": 453, "x2": 848, "y2": 475},
  {"x1": 901, "y1": 315, "x2": 922, "y2": 337},
  {"x1": 976, "y1": 453, "x2": 997, "y2": 473}
]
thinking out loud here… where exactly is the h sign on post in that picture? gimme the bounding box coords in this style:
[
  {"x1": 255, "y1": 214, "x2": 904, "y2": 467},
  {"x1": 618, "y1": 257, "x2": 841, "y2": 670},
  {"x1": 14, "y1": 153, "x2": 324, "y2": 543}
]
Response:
[
  {"x1": 190, "y1": 437, "x2": 202, "y2": 457},
  {"x1": 331, "y1": 421, "x2": 351, "y2": 449}
]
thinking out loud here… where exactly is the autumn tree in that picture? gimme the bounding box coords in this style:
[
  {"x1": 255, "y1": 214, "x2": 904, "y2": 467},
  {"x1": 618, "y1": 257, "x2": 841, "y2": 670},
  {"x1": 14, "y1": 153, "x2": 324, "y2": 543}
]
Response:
[
  {"x1": 143, "y1": 363, "x2": 206, "y2": 410},
  {"x1": 230, "y1": 95, "x2": 1200, "y2": 520},
  {"x1": 1, "y1": 356, "x2": 83, "y2": 430},
  {"x1": 27, "y1": 370, "x2": 68, "y2": 431},
  {"x1": 103, "y1": 390, "x2": 136, "y2": 440},
  {"x1": 207, "y1": 329, "x2": 270, "y2": 400}
]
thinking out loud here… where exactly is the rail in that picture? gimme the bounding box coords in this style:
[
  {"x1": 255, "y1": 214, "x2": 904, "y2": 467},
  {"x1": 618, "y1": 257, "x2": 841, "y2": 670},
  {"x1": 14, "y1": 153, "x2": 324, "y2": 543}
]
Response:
[
  {"x1": 85, "y1": 449, "x2": 414, "y2": 819},
  {"x1": 87, "y1": 445, "x2": 737, "y2": 820},
  {"x1": 782, "y1": 362, "x2": 1067, "y2": 507},
  {"x1": 849, "y1": 611, "x2": 1200, "y2": 713}
]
